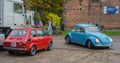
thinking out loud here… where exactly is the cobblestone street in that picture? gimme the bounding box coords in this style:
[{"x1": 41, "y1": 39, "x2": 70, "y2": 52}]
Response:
[{"x1": 0, "y1": 36, "x2": 120, "y2": 63}]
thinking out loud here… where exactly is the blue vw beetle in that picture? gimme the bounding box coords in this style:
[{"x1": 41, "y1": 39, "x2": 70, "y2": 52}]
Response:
[{"x1": 65, "y1": 24, "x2": 113, "y2": 48}]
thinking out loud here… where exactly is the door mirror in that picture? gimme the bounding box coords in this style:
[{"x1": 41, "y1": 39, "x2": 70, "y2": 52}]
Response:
[
  {"x1": 27, "y1": 38, "x2": 31, "y2": 42},
  {"x1": 45, "y1": 32, "x2": 50, "y2": 36},
  {"x1": 24, "y1": 4, "x2": 26, "y2": 14},
  {"x1": 44, "y1": 30, "x2": 50, "y2": 36},
  {"x1": 45, "y1": 31, "x2": 50, "y2": 36},
  {"x1": 33, "y1": 35, "x2": 37, "y2": 37}
]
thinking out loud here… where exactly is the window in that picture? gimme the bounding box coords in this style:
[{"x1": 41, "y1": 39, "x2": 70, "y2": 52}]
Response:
[
  {"x1": 86, "y1": 26, "x2": 99, "y2": 32},
  {"x1": 77, "y1": 27, "x2": 84, "y2": 32},
  {"x1": 92, "y1": 0, "x2": 100, "y2": 3},
  {"x1": 37, "y1": 30, "x2": 44, "y2": 36},
  {"x1": 14, "y1": 3, "x2": 23, "y2": 14},
  {"x1": 31, "y1": 30, "x2": 37, "y2": 37},
  {"x1": 10, "y1": 30, "x2": 27, "y2": 36},
  {"x1": 71, "y1": 27, "x2": 77, "y2": 32},
  {"x1": 79, "y1": 0, "x2": 83, "y2": 11}
]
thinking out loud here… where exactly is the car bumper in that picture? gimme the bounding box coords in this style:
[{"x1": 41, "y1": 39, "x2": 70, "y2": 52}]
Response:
[
  {"x1": 95, "y1": 44, "x2": 112, "y2": 47},
  {"x1": 4, "y1": 47, "x2": 27, "y2": 51},
  {"x1": 0, "y1": 45, "x2": 4, "y2": 48}
]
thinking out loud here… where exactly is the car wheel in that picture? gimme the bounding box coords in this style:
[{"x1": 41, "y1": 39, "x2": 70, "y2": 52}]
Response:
[
  {"x1": 47, "y1": 42, "x2": 53, "y2": 50},
  {"x1": 29, "y1": 46, "x2": 36, "y2": 56},
  {"x1": 87, "y1": 40, "x2": 94, "y2": 49},
  {"x1": 106, "y1": 46, "x2": 110, "y2": 49},
  {"x1": 8, "y1": 51, "x2": 15, "y2": 55},
  {"x1": 65, "y1": 37, "x2": 71, "y2": 44}
]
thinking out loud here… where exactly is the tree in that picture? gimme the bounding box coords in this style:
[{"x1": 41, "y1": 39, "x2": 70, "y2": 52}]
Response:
[
  {"x1": 23, "y1": 0, "x2": 64, "y2": 25},
  {"x1": 46, "y1": 13, "x2": 61, "y2": 28}
]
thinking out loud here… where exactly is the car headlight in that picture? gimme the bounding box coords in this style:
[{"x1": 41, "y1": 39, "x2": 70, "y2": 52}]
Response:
[
  {"x1": 96, "y1": 39, "x2": 100, "y2": 43},
  {"x1": 110, "y1": 38, "x2": 113, "y2": 42}
]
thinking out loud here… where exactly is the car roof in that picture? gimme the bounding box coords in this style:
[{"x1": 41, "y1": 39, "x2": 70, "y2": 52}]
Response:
[
  {"x1": 75, "y1": 24, "x2": 95, "y2": 28},
  {"x1": 13, "y1": 27, "x2": 42, "y2": 30}
]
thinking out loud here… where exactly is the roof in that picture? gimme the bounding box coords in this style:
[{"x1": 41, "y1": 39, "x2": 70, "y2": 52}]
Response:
[
  {"x1": 8, "y1": 0, "x2": 23, "y2": 3},
  {"x1": 14, "y1": 27, "x2": 43, "y2": 30},
  {"x1": 75, "y1": 24, "x2": 95, "y2": 28}
]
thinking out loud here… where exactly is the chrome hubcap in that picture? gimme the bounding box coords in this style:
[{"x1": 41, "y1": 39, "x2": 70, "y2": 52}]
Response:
[
  {"x1": 66, "y1": 37, "x2": 69, "y2": 43},
  {"x1": 88, "y1": 41, "x2": 91, "y2": 48},
  {"x1": 49, "y1": 43, "x2": 52, "y2": 49},
  {"x1": 31, "y1": 47, "x2": 36, "y2": 54}
]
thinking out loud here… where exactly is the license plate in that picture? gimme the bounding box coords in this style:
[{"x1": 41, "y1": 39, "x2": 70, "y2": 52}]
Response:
[{"x1": 11, "y1": 42, "x2": 16, "y2": 47}]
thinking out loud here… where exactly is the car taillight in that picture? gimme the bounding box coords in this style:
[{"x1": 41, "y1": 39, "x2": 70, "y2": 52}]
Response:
[
  {"x1": 4, "y1": 42, "x2": 11, "y2": 47},
  {"x1": 22, "y1": 42, "x2": 26, "y2": 48}
]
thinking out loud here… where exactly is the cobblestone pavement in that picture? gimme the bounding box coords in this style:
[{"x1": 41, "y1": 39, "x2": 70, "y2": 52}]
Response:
[
  {"x1": 53, "y1": 36, "x2": 120, "y2": 53},
  {"x1": 0, "y1": 36, "x2": 120, "y2": 63}
]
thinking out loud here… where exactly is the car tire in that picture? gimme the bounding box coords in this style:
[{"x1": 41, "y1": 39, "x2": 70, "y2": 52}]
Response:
[
  {"x1": 65, "y1": 36, "x2": 71, "y2": 44},
  {"x1": 106, "y1": 46, "x2": 110, "y2": 49},
  {"x1": 29, "y1": 46, "x2": 36, "y2": 56},
  {"x1": 47, "y1": 42, "x2": 53, "y2": 50},
  {"x1": 8, "y1": 51, "x2": 15, "y2": 55},
  {"x1": 86, "y1": 40, "x2": 94, "y2": 49}
]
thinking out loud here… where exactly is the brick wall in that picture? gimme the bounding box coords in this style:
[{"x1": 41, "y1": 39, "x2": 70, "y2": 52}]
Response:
[{"x1": 65, "y1": 0, "x2": 120, "y2": 29}]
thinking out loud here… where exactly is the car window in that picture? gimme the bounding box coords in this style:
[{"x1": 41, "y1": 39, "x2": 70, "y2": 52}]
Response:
[
  {"x1": 37, "y1": 30, "x2": 44, "y2": 36},
  {"x1": 77, "y1": 27, "x2": 84, "y2": 32},
  {"x1": 86, "y1": 26, "x2": 99, "y2": 32},
  {"x1": 71, "y1": 27, "x2": 77, "y2": 32},
  {"x1": 31, "y1": 30, "x2": 37, "y2": 37},
  {"x1": 10, "y1": 30, "x2": 27, "y2": 36}
]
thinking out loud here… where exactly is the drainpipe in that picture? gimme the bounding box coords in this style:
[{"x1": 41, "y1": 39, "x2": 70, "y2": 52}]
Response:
[{"x1": 88, "y1": 0, "x2": 91, "y2": 24}]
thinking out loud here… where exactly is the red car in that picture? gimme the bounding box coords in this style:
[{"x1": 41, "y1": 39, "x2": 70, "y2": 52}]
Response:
[{"x1": 4, "y1": 28, "x2": 53, "y2": 55}]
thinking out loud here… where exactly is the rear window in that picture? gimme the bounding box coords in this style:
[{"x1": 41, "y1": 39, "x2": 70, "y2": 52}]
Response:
[{"x1": 10, "y1": 30, "x2": 27, "y2": 36}]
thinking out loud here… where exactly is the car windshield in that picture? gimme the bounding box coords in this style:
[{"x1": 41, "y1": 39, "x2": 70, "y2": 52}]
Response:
[
  {"x1": 10, "y1": 30, "x2": 27, "y2": 36},
  {"x1": 86, "y1": 26, "x2": 99, "y2": 32}
]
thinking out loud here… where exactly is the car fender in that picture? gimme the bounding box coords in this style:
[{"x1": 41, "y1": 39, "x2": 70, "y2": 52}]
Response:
[
  {"x1": 85, "y1": 36, "x2": 97, "y2": 46},
  {"x1": 27, "y1": 43, "x2": 36, "y2": 51},
  {"x1": 48, "y1": 37, "x2": 53, "y2": 43},
  {"x1": 48, "y1": 39, "x2": 52, "y2": 44},
  {"x1": 65, "y1": 33, "x2": 72, "y2": 40}
]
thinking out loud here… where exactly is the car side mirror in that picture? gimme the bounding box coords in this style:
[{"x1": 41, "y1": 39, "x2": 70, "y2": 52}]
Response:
[
  {"x1": 45, "y1": 32, "x2": 50, "y2": 36},
  {"x1": 44, "y1": 30, "x2": 50, "y2": 36},
  {"x1": 33, "y1": 35, "x2": 37, "y2": 37},
  {"x1": 45, "y1": 31, "x2": 49, "y2": 36},
  {"x1": 27, "y1": 38, "x2": 31, "y2": 42}
]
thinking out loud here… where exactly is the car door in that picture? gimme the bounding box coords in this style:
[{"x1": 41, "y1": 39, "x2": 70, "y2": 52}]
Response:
[
  {"x1": 13, "y1": 3, "x2": 25, "y2": 26},
  {"x1": 74, "y1": 27, "x2": 87, "y2": 45},
  {"x1": 30, "y1": 30, "x2": 39, "y2": 49},
  {"x1": 70, "y1": 26, "x2": 78, "y2": 43},
  {"x1": 37, "y1": 29, "x2": 47, "y2": 49}
]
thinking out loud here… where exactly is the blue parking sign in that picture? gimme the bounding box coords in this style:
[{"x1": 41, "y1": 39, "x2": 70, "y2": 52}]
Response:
[{"x1": 104, "y1": 6, "x2": 119, "y2": 14}]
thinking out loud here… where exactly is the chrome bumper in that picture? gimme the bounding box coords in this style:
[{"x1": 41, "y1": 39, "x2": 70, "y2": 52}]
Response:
[
  {"x1": 4, "y1": 47, "x2": 26, "y2": 51},
  {"x1": 95, "y1": 44, "x2": 112, "y2": 47}
]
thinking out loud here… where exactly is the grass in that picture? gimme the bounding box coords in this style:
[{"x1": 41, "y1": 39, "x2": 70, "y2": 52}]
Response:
[
  {"x1": 61, "y1": 30, "x2": 120, "y2": 36},
  {"x1": 61, "y1": 30, "x2": 69, "y2": 35},
  {"x1": 103, "y1": 31, "x2": 120, "y2": 36}
]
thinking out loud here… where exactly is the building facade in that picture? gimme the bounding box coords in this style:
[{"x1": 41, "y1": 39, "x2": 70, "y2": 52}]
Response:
[{"x1": 64, "y1": 0, "x2": 120, "y2": 29}]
